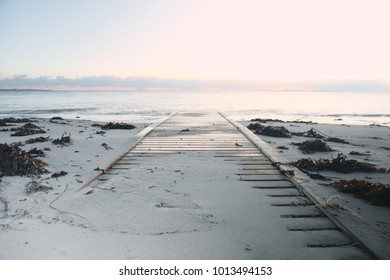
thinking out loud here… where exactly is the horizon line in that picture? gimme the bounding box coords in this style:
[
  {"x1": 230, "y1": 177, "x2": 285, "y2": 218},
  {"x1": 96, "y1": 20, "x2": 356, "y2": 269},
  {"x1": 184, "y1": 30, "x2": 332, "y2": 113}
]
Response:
[
  {"x1": 0, "y1": 88, "x2": 382, "y2": 93},
  {"x1": 1, "y1": 75, "x2": 390, "y2": 92}
]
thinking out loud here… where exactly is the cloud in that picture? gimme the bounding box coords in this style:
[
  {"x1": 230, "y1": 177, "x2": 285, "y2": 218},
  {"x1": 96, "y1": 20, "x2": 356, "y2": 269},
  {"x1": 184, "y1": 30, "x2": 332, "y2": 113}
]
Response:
[
  {"x1": 0, "y1": 75, "x2": 390, "y2": 92},
  {"x1": 305, "y1": 79, "x2": 390, "y2": 92},
  {"x1": 0, "y1": 75, "x2": 256, "y2": 90}
]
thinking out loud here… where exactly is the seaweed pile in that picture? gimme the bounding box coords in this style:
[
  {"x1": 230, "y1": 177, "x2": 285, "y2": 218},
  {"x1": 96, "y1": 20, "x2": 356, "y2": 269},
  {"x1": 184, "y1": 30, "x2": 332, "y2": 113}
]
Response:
[
  {"x1": 27, "y1": 147, "x2": 45, "y2": 157},
  {"x1": 101, "y1": 122, "x2": 136, "y2": 130},
  {"x1": 292, "y1": 128, "x2": 349, "y2": 144},
  {"x1": 52, "y1": 133, "x2": 72, "y2": 145},
  {"x1": 249, "y1": 118, "x2": 317, "y2": 124},
  {"x1": 334, "y1": 179, "x2": 390, "y2": 207},
  {"x1": 10, "y1": 123, "x2": 46, "y2": 137},
  {"x1": 50, "y1": 116, "x2": 64, "y2": 120},
  {"x1": 247, "y1": 123, "x2": 264, "y2": 131},
  {"x1": 25, "y1": 136, "x2": 50, "y2": 144},
  {"x1": 26, "y1": 180, "x2": 52, "y2": 193},
  {"x1": 292, "y1": 128, "x2": 325, "y2": 139},
  {"x1": 293, "y1": 153, "x2": 378, "y2": 173},
  {"x1": 250, "y1": 118, "x2": 284, "y2": 123},
  {"x1": 247, "y1": 123, "x2": 292, "y2": 138},
  {"x1": 349, "y1": 151, "x2": 370, "y2": 156},
  {"x1": 51, "y1": 171, "x2": 68, "y2": 178},
  {"x1": 0, "y1": 143, "x2": 47, "y2": 176},
  {"x1": 292, "y1": 139, "x2": 333, "y2": 154},
  {"x1": 0, "y1": 117, "x2": 37, "y2": 123},
  {"x1": 49, "y1": 116, "x2": 67, "y2": 125}
]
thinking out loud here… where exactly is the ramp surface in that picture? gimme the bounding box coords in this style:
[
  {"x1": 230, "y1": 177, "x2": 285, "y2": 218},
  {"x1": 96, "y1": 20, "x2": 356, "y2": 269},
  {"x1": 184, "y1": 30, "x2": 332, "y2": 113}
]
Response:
[{"x1": 83, "y1": 112, "x2": 371, "y2": 259}]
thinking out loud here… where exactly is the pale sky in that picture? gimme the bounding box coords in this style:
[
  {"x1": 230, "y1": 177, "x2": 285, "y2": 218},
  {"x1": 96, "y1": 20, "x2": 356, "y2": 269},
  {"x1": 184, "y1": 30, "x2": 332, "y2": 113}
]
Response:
[{"x1": 1, "y1": 0, "x2": 390, "y2": 89}]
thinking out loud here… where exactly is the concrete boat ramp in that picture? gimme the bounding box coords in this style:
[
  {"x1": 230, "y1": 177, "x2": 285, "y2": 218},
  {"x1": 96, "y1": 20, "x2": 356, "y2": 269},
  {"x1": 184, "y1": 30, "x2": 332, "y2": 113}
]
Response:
[{"x1": 81, "y1": 112, "x2": 383, "y2": 259}]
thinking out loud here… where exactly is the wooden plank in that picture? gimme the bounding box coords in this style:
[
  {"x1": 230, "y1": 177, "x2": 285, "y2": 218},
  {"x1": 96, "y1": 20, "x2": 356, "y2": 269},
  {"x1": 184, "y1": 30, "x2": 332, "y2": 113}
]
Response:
[
  {"x1": 240, "y1": 174, "x2": 287, "y2": 181},
  {"x1": 251, "y1": 181, "x2": 296, "y2": 188},
  {"x1": 236, "y1": 161, "x2": 273, "y2": 165},
  {"x1": 132, "y1": 148, "x2": 259, "y2": 151},
  {"x1": 236, "y1": 170, "x2": 282, "y2": 175},
  {"x1": 239, "y1": 165, "x2": 278, "y2": 170}
]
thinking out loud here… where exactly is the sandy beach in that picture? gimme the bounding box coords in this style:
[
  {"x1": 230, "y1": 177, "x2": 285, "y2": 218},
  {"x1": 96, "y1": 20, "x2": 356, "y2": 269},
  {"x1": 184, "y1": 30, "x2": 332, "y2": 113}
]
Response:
[{"x1": 0, "y1": 114, "x2": 389, "y2": 259}]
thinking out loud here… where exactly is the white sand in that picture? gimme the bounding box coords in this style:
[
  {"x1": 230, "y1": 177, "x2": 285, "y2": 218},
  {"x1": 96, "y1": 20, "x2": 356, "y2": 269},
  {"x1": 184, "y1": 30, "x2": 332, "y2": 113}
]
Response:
[
  {"x1": 0, "y1": 117, "x2": 143, "y2": 258},
  {"x1": 0, "y1": 116, "x2": 389, "y2": 259}
]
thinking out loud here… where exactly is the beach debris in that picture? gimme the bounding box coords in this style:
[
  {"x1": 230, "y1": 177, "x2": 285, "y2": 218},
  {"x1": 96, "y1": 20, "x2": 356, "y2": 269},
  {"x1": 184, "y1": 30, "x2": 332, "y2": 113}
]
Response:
[
  {"x1": 349, "y1": 151, "x2": 370, "y2": 156},
  {"x1": 0, "y1": 195, "x2": 8, "y2": 214},
  {"x1": 25, "y1": 136, "x2": 50, "y2": 144},
  {"x1": 180, "y1": 128, "x2": 191, "y2": 132},
  {"x1": 326, "y1": 137, "x2": 349, "y2": 144},
  {"x1": 250, "y1": 118, "x2": 284, "y2": 123},
  {"x1": 276, "y1": 145, "x2": 289, "y2": 150},
  {"x1": 50, "y1": 116, "x2": 64, "y2": 120},
  {"x1": 290, "y1": 120, "x2": 317, "y2": 124},
  {"x1": 0, "y1": 143, "x2": 47, "y2": 176},
  {"x1": 292, "y1": 139, "x2": 333, "y2": 154},
  {"x1": 369, "y1": 123, "x2": 386, "y2": 127},
  {"x1": 10, "y1": 123, "x2": 46, "y2": 137},
  {"x1": 96, "y1": 130, "x2": 106, "y2": 135},
  {"x1": 293, "y1": 158, "x2": 324, "y2": 171},
  {"x1": 49, "y1": 117, "x2": 68, "y2": 124},
  {"x1": 26, "y1": 180, "x2": 52, "y2": 193},
  {"x1": 260, "y1": 126, "x2": 292, "y2": 138},
  {"x1": 101, "y1": 122, "x2": 136, "y2": 130},
  {"x1": 247, "y1": 123, "x2": 292, "y2": 138},
  {"x1": 334, "y1": 179, "x2": 390, "y2": 207},
  {"x1": 291, "y1": 128, "x2": 350, "y2": 144},
  {"x1": 247, "y1": 123, "x2": 264, "y2": 131},
  {"x1": 377, "y1": 168, "x2": 390, "y2": 174},
  {"x1": 101, "y1": 143, "x2": 113, "y2": 150},
  {"x1": 249, "y1": 117, "x2": 317, "y2": 124},
  {"x1": 0, "y1": 120, "x2": 8, "y2": 127},
  {"x1": 51, "y1": 171, "x2": 68, "y2": 178},
  {"x1": 235, "y1": 142, "x2": 243, "y2": 147},
  {"x1": 27, "y1": 148, "x2": 45, "y2": 157},
  {"x1": 293, "y1": 153, "x2": 378, "y2": 173},
  {"x1": 8, "y1": 141, "x2": 23, "y2": 148},
  {"x1": 0, "y1": 117, "x2": 37, "y2": 123},
  {"x1": 52, "y1": 132, "x2": 72, "y2": 145},
  {"x1": 291, "y1": 128, "x2": 325, "y2": 139}
]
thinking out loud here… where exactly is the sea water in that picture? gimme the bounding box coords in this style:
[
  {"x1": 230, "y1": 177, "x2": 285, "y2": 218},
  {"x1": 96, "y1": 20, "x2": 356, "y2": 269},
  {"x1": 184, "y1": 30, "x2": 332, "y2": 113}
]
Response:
[{"x1": 0, "y1": 90, "x2": 389, "y2": 125}]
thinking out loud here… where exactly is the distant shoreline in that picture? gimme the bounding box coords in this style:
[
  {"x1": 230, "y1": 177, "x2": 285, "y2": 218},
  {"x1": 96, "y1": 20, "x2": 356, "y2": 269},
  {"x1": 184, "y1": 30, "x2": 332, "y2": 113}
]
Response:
[{"x1": 0, "y1": 88, "x2": 53, "y2": 92}]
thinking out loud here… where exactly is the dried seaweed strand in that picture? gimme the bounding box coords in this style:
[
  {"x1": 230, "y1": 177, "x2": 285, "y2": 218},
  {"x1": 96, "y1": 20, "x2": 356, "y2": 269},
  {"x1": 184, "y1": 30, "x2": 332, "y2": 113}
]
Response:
[
  {"x1": 92, "y1": 186, "x2": 116, "y2": 192},
  {"x1": 49, "y1": 184, "x2": 85, "y2": 219},
  {"x1": 0, "y1": 196, "x2": 8, "y2": 217}
]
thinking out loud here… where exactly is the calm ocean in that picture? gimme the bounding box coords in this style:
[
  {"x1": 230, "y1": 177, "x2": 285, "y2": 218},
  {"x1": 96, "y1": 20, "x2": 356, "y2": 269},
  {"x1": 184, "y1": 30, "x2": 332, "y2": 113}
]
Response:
[{"x1": 0, "y1": 90, "x2": 389, "y2": 125}]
